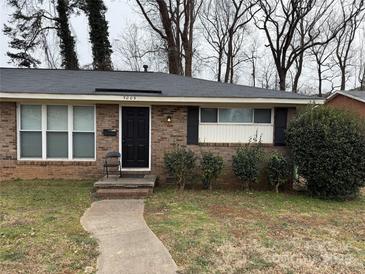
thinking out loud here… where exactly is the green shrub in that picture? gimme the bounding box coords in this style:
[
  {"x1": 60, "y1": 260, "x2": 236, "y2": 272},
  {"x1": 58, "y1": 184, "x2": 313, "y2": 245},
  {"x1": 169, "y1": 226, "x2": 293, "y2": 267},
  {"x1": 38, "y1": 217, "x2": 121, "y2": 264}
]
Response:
[
  {"x1": 286, "y1": 106, "x2": 365, "y2": 200},
  {"x1": 232, "y1": 140, "x2": 264, "y2": 191},
  {"x1": 267, "y1": 153, "x2": 291, "y2": 193},
  {"x1": 164, "y1": 146, "x2": 197, "y2": 191},
  {"x1": 200, "y1": 152, "x2": 224, "y2": 190}
]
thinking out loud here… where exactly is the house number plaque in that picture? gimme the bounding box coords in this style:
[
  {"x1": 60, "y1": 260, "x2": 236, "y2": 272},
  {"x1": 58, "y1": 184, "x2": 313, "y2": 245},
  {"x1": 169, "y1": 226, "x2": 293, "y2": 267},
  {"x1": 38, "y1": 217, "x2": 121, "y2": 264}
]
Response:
[{"x1": 123, "y1": 96, "x2": 137, "y2": 100}]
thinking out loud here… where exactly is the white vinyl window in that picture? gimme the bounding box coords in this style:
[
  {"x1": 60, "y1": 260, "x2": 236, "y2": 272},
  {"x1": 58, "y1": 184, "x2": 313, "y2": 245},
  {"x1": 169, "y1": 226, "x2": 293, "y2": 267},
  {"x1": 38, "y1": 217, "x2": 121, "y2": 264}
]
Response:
[
  {"x1": 47, "y1": 105, "x2": 68, "y2": 158},
  {"x1": 18, "y1": 104, "x2": 95, "y2": 160},
  {"x1": 20, "y1": 105, "x2": 42, "y2": 158},
  {"x1": 73, "y1": 106, "x2": 95, "y2": 159},
  {"x1": 200, "y1": 108, "x2": 272, "y2": 124}
]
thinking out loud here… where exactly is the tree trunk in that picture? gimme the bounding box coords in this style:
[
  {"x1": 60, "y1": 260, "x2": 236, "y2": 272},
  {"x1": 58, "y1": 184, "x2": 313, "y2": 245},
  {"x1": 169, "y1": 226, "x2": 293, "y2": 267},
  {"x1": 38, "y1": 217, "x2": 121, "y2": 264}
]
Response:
[
  {"x1": 167, "y1": 46, "x2": 181, "y2": 74},
  {"x1": 252, "y1": 59, "x2": 256, "y2": 87},
  {"x1": 230, "y1": 54, "x2": 234, "y2": 83},
  {"x1": 279, "y1": 70, "x2": 287, "y2": 91},
  {"x1": 340, "y1": 66, "x2": 346, "y2": 90},
  {"x1": 292, "y1": 52, "x2": 304, "y2": 93},
  {"x1": 361, "y1": 68, "x2": 365, "y2": 90},
  {"x1": 56, "y1": 0, "x2": 79, "y2": 70},
  {"x1": 317, "y1": 66, "x2": 322, "y2": 97},
  {"x1": 217, "y1": 50, "x2": 223, "y2": 82},
  {"x1": 224, "y1": 30, "x2": 233, "y2": 83},
  {"x1": 182, "y1": 0, "x2": 194, "y2": 77},
  {"x1": 275, "y1": 184, "x2": 279, "y2": 193}
]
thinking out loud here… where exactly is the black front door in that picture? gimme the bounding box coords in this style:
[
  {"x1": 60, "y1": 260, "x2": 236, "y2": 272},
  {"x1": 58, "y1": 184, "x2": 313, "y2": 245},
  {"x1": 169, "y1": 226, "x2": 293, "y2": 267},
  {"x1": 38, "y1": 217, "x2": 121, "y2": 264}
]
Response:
[
  {"x1": 122, "y1": 107, "x2": 149, "y2": 168},
  {"x1": 274, "y1": 108, "x2": 288, "y2": 146}
]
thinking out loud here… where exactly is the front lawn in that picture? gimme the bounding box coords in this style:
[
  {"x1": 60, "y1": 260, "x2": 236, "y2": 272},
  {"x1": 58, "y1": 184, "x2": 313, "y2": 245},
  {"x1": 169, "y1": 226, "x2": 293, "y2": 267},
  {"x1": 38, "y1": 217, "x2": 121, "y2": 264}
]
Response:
[
  {"x1": 0, "y1": 180, "x2": 97, "y2": 273},
  {"x1": 145, "y1": 187, "x2": 365, "y2": 273}
]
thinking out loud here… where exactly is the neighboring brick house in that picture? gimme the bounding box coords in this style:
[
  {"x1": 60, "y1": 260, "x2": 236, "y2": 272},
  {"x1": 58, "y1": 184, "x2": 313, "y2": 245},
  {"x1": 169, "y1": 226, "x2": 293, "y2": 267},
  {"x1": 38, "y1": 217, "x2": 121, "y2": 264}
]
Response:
[
  {"x1": 326, "y1": 90, "x2": 365, "y2": 118},
  {"x1": 0, "y1": 68, "x2": 324, "y2": 184}
]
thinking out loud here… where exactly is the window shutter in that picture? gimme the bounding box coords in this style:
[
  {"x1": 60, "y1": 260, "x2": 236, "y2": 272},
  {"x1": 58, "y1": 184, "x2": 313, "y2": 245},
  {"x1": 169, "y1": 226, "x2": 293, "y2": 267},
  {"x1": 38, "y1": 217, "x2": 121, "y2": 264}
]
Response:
[
  {"x1": 274, "y1": 108, "x2": 288, "y2": 146},
  {"x1": 187, "y1": 106, "x2": 199, "y2": 145}
]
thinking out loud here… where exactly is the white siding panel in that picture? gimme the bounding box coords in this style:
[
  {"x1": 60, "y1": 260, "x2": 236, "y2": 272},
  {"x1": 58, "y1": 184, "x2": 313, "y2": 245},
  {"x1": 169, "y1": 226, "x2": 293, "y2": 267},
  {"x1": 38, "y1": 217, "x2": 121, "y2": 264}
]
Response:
[{"x1": 199, "y1": 124, "x2": 273, "y2": 144}]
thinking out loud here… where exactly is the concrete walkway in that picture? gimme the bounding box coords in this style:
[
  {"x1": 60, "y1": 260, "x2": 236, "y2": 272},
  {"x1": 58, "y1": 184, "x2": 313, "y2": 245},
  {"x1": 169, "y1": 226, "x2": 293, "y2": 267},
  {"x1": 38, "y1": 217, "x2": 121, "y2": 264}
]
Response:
[{"x1": 81, "y1": 200, "x2": 177, "y2": 274}]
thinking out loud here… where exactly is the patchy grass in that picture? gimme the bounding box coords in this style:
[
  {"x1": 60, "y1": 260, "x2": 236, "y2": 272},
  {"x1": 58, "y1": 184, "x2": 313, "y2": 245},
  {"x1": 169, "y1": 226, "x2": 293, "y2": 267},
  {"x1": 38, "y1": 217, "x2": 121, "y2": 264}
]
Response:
[
  {"x1": 145, "y1": 187, "x2": 365, "y2": 274},
  {"x1": 0, "y1": 180, "x2": 97, "y2": 274}
]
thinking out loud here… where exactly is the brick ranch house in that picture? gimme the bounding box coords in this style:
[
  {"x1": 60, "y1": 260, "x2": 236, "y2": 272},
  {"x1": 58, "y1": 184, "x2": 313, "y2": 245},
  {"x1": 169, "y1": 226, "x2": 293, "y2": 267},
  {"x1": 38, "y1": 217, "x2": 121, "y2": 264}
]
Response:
[
  {"x1": 326, "y1": 90, "x2": 365, "y2": 118},
  {"x1": 0, "y1": 68, "x2": 324, "y2": 184}
]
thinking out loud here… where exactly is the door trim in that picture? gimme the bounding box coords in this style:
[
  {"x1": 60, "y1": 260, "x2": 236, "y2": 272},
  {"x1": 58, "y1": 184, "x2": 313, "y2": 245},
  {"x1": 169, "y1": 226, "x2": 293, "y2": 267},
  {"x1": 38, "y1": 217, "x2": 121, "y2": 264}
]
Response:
[{"x1": 119, "y1": 105, "x2": 152, "y2": 171}]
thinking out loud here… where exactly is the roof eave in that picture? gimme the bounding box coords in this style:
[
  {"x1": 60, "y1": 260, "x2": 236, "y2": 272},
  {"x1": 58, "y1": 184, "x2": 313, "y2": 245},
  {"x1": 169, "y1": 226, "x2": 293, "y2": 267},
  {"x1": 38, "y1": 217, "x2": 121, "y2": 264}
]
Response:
[
  {"x1": 0, "y1": 92, "x2": 325, "y2": 105},
  {"x1": 326, "y1": 91, "x2": 365, "y2": 104}
]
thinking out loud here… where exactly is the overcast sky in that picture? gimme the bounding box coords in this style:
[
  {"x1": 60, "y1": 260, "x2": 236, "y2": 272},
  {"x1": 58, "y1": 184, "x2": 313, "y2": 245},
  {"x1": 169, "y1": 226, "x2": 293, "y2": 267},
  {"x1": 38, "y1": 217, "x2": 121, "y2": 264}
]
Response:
[{"x1": 0, "y1": 0, "x2": 143, "y2": 68}]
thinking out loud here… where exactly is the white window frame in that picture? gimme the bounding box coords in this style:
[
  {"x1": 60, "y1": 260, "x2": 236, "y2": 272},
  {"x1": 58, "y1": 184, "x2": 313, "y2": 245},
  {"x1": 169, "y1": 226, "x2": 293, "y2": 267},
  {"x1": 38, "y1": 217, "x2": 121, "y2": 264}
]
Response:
[
  {"x1": 199, "y1": 107, "x2": 274, "y2": 125},
  {"x1": 17, "y1": 103, "x2": 96, "y2": 161}
]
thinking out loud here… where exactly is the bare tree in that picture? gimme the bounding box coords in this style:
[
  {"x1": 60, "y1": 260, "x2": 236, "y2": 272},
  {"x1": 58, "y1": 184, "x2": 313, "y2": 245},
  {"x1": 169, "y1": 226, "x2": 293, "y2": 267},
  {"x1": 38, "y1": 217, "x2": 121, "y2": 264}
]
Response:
[
  {"x1": 359, "y1": 27, "x2": 365, "y2": 89},
  {"x1": 223, "y1": 0, "x2": 257, "y2": 83},
  {"x1": 200, "y1": 0, "x2": 256, "y2": 83},
  {"x1": 254, "y1": 0, "x2": 345, "y2": 91},
  {"x1": 360, "y1": 38, "x2": 365, "y2": 89},
  {"x1": 242, "y1": 39, "x2": 259, "y2": 86},
  {"x1": 134, "y1": 0, "x2": 202, "y2": 76},
  {"x1": 200, "y1": 0, "x2": 228, "y2": 81},
  {"x1": 334, "y1": 1, "x2": 365, "y2": 90},
  {"x1": 114, "y1": 24, "x2": 167, "y2": 71},
  {"x1": 257, "y1": 54, "x2": 277, "y2": 89},
  {"x1": 309, "y1": 22, "x2": 337, "y2": 96}
]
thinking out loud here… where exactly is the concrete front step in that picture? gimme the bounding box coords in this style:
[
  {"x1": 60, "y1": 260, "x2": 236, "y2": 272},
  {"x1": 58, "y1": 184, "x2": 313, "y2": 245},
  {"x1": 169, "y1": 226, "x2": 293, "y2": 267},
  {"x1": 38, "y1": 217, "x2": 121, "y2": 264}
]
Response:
[{"x1": 95, "y1": 188, "x2": 153, "y2": 199}]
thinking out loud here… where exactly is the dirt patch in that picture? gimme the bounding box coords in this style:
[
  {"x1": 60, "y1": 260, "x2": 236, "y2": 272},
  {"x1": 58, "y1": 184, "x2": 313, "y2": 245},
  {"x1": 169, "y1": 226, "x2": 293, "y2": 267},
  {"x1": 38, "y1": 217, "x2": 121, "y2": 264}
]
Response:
[{"x1": 208, "y1": 205, "x2": 267, "y2": 220}]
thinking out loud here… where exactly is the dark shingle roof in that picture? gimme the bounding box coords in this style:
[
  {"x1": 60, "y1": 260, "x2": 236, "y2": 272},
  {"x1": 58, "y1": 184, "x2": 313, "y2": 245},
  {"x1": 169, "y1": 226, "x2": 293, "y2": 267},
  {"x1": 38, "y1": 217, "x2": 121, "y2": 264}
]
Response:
[
  {"x1": 345, "y1": 90, "x2": 365, "y2": 102},
  {"x1": 0, "y1": 67, "x2": 317, "y2": 100}
]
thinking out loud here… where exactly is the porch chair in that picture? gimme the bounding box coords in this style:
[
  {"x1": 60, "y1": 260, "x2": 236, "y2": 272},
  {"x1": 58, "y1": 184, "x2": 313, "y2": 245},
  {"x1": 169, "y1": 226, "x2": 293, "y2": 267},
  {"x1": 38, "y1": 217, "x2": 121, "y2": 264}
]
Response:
[{"x1": 103, "y1": 151, "x2": 122, "y2": 178}]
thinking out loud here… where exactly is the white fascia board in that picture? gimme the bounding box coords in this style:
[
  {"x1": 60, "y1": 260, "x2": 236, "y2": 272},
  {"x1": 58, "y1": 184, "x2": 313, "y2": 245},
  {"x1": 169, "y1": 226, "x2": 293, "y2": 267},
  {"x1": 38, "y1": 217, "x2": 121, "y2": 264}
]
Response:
[{"x1": 0, "y1": 92, "x2": 325, "y2": 105}]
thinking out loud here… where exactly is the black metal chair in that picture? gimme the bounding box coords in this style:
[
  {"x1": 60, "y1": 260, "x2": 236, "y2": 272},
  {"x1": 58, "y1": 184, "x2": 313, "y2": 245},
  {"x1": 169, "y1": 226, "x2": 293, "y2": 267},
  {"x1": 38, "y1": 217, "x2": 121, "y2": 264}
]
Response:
[{"x1": 103, "y1": 151, "x2": 122, "y2": 178}]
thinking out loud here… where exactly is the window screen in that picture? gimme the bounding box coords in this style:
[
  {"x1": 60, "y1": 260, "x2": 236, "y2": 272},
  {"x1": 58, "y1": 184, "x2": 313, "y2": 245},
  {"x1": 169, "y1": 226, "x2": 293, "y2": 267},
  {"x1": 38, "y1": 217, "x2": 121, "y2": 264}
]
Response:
[
  {"x1": 254, "y1": 109, "x2": 272, "y2": 123},
  {"x1": 73, "y1": 132, "x2": 95, "y2": 158},
  {"x1": 20, "y1": 132, "x2": 42, "y2": 158},
  {"x1": 47, "y1": 105, "x2": 68, "y2": 158},
  {"x1": 73, "y1": 106, "x2": 95, "y2": 158},
  {"x1": 201, "y1": 108, "x2": 218, "y2": 123},
  {"x1": 20, "y1": 105, "x2": 42, "y2": 158},
  {"x1": 73, "y1": 106, "x2": 95, "y2": 131}
]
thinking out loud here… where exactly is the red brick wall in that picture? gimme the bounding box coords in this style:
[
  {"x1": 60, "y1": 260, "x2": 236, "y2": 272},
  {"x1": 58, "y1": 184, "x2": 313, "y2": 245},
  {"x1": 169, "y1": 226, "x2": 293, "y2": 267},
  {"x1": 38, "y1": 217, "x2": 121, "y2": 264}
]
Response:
[
  {"x1": 151, "y1": 105, "x2": 288, "y2": 188},
  {"x1": 327, "y1": 94, "x2": 365, "y2": 118},
  {"x1": 1, "y1": 103, "x2": 292, "y2": 187},
  {"x1": 0, "y1": 103, "x2": 119, "y2": 181}
]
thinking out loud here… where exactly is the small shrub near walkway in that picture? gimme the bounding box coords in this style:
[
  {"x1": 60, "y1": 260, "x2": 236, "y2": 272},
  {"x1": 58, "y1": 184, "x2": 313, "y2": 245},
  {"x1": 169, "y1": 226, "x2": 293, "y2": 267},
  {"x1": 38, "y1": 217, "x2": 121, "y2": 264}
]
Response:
[{"x1": 0, "y1": 180, "x2": 97, "y2": 274}]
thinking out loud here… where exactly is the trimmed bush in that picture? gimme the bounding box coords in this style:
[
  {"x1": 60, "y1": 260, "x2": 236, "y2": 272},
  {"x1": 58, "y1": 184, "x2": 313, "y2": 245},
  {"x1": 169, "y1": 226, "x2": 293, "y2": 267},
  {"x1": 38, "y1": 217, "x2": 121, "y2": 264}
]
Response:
[
  {"x1": 201, "y1": 152, "x2": 224, "y2": 190},
  {"x1": 267, "y1": 153, "x2": 291, "y2": 193},
  {"x1": 232, "y1": 140, "x2": 263, "y2": 191},
  {"x1": 286, "y1": 106, "x2": 365, "y2": 200},
  {"x1": 164, "y1": 146, "x2": 197, "y2": 191}
]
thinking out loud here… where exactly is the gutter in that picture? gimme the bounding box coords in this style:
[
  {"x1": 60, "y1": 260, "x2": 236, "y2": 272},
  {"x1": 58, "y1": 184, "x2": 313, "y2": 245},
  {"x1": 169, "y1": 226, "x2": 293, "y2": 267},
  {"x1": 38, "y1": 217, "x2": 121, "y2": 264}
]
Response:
[{"x1": 0, "y1": 92, "x2": 325, "y2": 105}]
